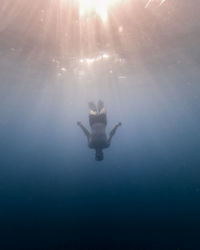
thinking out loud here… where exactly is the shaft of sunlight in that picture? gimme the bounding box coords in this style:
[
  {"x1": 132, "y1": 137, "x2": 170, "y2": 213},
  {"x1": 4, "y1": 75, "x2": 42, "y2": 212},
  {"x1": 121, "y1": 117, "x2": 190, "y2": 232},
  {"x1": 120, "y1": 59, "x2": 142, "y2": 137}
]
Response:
[{"x1": 79, "y1": 0, "x2": 120, "y2": 22}]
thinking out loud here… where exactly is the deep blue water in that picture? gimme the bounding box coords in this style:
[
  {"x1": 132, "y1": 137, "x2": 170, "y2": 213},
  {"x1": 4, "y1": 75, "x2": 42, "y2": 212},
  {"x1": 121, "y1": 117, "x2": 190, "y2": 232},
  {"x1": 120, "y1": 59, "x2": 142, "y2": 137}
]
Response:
[{"x1": 0, "y1": 0, "x2": 200, "y2": 249}]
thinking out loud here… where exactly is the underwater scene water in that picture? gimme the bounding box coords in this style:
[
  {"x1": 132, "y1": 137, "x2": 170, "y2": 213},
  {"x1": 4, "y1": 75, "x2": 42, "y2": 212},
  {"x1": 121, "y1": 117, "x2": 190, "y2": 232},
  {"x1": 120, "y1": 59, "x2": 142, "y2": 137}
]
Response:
[{"x1": 0, "y1": 0, "x2": 200, "y2": 249}]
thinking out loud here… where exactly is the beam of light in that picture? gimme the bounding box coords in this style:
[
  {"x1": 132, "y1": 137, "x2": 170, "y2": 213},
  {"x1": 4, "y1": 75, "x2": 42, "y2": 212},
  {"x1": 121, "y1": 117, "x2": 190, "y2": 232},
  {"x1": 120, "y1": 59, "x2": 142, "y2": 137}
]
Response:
[
  {"x1": 78, "y1": 0, "x2": 120, "y2": 22},
  {"x1": 145, "y1": 0, "x2": 167, "y2": 8},
  {"x1": 160, "y1": 0, "x2": 167, "y2": 5}
]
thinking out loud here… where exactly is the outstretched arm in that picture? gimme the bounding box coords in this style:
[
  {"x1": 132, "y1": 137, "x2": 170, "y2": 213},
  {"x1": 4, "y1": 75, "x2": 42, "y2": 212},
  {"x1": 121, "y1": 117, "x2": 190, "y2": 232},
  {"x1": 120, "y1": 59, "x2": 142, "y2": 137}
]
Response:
[
  {"x1": 77, "y1": 121, "x2": 90, "y2": 139},
  {"x1": 107, "y1": 122, "x2": 121, "y2": 145}
]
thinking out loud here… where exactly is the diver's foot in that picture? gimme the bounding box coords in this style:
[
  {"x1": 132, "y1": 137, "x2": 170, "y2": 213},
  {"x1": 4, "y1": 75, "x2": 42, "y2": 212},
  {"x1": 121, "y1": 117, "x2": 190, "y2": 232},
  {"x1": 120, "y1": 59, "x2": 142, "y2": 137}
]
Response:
[
  {"x1": 89, "y1": 110, "x2": 97, "y2": 115},
  {"x1": 88, "y1": 102, "x2": 97, "y2": 112},
  {"x1": 97, "y1": 100, "x2": 104, "y2": 113}
]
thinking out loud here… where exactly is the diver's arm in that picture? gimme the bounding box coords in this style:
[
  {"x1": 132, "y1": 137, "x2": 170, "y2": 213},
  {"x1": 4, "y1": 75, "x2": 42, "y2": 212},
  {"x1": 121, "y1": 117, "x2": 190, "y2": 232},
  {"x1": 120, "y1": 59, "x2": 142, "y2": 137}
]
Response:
[
  {"x1": 107, "y1": 122, "x2": 121, "y2": 145},
  {"x1": 77, "y1": 121, "x2": 90, "y2": 138}
]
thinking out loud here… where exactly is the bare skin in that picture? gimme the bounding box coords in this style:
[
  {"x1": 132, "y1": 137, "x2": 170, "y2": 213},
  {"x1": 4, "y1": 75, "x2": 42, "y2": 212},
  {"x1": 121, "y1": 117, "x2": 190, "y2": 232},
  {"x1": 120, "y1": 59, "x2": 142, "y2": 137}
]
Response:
[
  {"x1": 77, "y1": 100, "x2": 121, "y2": 161},
  {"x1": 77, "y1": 121, "x2": 121, "y2": 149}
]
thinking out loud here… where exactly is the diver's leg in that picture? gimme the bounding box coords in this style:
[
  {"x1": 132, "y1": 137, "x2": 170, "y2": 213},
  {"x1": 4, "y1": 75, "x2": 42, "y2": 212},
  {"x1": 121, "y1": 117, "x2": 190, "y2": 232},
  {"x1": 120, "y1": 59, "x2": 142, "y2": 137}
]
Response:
[
  {"x1": 89, "y1": 113, "x2": 100, "y2": 127},
  {"x1": 88, "y1": 102, "x2": 97, "y2": 112},
  {"x1": 101, "y1": 112, "x2": 107, "y2": 125},
  {"x1": 97, "y1": 100, "x2": 104, "y2": 113},
  {"x1": 89, "y1": 100, "x2": 106, "y2": 126},
  {"x1": 89, "y1": 113, "x2": 94, "y2": 127},
  {"x1": 89, "y1": 112, "x2": 107, "y2": 127},
  {"x1": 95, "y1": 112, "x2": 107, "y2": 125}
]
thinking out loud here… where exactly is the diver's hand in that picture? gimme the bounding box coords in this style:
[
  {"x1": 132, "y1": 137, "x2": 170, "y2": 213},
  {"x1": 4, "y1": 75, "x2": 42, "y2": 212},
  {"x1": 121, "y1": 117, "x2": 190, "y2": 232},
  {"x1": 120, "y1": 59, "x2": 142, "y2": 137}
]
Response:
[
  {"x1": 77, "y1": 121, "x2": 82, "y2": 126},
  {"x1": 118, "y1": 122, "x2": 122, "y2": 126}
]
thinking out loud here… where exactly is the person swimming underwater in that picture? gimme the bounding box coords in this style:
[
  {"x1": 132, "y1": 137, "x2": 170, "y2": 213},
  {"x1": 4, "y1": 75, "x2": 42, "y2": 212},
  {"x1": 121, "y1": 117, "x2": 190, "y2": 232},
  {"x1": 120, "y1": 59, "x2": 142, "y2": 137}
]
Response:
[{"x1": 77, "y1": 100, "x2": 121, "y2": 161}]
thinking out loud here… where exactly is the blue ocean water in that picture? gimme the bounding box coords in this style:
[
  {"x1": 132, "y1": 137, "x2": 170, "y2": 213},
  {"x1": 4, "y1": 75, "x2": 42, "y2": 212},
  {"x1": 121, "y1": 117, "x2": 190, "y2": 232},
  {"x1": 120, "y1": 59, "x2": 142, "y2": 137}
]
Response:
[{"x1": 0, "y1": 0, "x2": 200, "y2": 249}]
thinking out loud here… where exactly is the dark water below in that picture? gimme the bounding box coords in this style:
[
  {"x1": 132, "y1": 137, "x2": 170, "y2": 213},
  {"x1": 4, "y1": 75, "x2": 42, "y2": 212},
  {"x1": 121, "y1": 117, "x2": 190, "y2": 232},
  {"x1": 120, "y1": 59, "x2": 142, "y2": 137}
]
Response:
[{"x1": 1, "y1": 56, "x2": 200, "y2": 250}]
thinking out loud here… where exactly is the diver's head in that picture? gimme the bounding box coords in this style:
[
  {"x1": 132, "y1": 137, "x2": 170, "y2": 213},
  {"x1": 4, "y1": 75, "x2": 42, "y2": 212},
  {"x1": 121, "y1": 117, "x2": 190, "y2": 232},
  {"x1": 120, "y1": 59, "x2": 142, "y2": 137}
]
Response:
[{"x1": 95, "y1": 149, "x2": 104, "y2": 161}]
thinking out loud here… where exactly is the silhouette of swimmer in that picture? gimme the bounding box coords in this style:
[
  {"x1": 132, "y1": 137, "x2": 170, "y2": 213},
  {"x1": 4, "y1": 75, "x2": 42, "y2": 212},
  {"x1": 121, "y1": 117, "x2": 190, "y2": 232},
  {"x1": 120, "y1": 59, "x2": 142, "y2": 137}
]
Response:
[{"x1": 77, "y1": 100, "x2": 121, "y2": 161}]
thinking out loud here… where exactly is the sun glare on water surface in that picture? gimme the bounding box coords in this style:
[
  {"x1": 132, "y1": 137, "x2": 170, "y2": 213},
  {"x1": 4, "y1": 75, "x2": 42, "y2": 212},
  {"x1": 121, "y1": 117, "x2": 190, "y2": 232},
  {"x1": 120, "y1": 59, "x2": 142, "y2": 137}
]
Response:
[
  {"x1": 78, "y1": 0, "x2": 120, "y2": 22},
  {"x1": 60, "y1": 0, "x2": 167, "y2": 22}
]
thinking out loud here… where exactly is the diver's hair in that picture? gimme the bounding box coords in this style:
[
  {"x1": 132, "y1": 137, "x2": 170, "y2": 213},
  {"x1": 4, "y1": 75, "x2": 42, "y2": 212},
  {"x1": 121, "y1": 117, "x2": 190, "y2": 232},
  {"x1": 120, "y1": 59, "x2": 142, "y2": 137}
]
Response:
[{"x1": 95, "y1": 149, "x2": 104, "y2": 161}]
